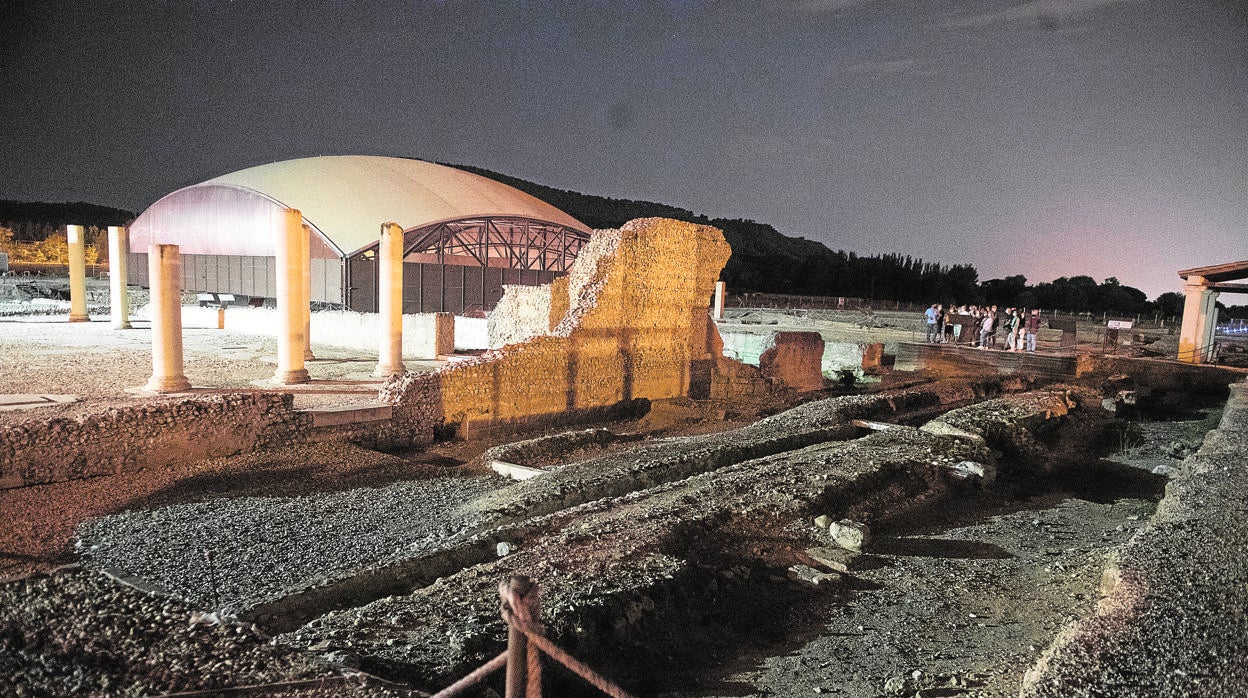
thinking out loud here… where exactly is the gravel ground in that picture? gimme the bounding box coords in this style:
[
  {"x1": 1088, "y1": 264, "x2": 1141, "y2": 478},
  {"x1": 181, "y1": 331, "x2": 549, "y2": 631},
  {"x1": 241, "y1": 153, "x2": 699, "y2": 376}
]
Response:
[
  {"x1": 708, "y1": 469, "x2": 1163, "y2": 697},
  {"x1": 705, "y1": 405, "x2": 1222, "y2": 698},
  {"x1": 76, "y1": 471, "x2": 506, "y2": 608},
  {"x1": 0, "y1": 441, "x2": 472, "y2": 579},
  {"x1": 1021, "y1": 384, "x2": 1248, "y2": 697},
  {"x1": 0, "y1": 568, "x2": 341, "y2": 696}
]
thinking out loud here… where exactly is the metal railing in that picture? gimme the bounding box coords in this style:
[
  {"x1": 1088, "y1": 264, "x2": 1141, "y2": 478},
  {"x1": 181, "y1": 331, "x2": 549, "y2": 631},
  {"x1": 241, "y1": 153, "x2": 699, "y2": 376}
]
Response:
[{"x1": 434, "y1": 576, "x2": 636, "y2": 698}]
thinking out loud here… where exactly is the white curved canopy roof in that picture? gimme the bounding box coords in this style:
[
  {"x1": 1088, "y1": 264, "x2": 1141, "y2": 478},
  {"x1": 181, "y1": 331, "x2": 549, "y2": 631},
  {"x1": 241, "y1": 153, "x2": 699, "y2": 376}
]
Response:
[{"x1": 132, "y1": 156, "x2": 589, "y2": 257}]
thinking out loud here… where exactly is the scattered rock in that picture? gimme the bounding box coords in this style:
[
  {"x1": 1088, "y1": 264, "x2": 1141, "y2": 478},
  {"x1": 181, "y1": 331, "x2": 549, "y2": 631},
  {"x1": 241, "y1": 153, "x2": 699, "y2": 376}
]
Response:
[
  {"x1": 919, "y1": 421, "x2": 986, "y2": 444},
  {"x1": 828, "y1": 519, "x2": 871, "y2": 552},
  {"x1": 1166, "y1": 441, "x2": 1192, "y2": 458},
  {"x1": 946, "y1": 460, "x2": 993, "y2": 481},
  {"x1": 786, "y1": 564, "x2": 841, "y2": 587},
  {"x1": 804, "y1": 546, "x2": 864, "y2": 573}
]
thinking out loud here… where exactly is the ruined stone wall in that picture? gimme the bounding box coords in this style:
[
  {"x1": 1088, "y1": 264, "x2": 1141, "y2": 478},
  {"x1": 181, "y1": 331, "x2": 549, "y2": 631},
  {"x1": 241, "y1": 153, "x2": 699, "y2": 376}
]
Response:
[
  {"x1": 385, "y1": 218, "x2": 735, "y2": 435},
  {"x1": 0, "y1": 394, "x2": 307, "y2": 489},
  {"x1": 0, "y1": 392, "x2": 416, "y2": 489},
  {"x1": 487, "y1": 285, "x2": 552, "y2": 349}
]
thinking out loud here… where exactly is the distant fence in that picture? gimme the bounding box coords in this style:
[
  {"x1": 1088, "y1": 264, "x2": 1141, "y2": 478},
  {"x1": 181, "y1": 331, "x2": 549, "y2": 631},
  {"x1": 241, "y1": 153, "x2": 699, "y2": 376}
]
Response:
[
  {"x1": 726, "y1": 292, "x2": 1180, "y2": 329},
  {"x1": 3, "y1": 262, "x2": 108, "y2": 278},
  {"x1": 727, "y1": 292, "x2": 926, "y2": 313}
]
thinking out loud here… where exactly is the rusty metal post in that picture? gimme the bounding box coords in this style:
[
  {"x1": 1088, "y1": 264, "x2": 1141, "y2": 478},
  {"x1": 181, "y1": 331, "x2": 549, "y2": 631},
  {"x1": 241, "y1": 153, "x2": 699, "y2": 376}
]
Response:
[{"x1": 501, "y1": 576, "x2": 541, "y2": 698}]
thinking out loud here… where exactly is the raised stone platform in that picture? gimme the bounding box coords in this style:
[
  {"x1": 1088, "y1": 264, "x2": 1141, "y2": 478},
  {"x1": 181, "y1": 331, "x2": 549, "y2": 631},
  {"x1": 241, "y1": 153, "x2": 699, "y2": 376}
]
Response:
[{"x1": 895, "y1": 342, "x2": 1078, "y2": 378}]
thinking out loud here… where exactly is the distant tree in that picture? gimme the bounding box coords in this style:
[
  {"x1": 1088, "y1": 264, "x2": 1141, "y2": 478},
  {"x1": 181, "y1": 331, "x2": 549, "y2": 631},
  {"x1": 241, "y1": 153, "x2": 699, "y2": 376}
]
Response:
[
  {"x1": 1095, "y1": 277, "x2": 1148, "y2": 316},
  {"x1": 34, "y1": 235, "x2": 68, "y2": 264},
  {"x1": 1154, "y1": 292, "x2": 1185, "y2": 318},
  {"x1": 981, "y1": 275, "x2": 1028, "y2": 306},
  {"x1": 87, "y1": 225, "x2": 107, "y2": 265},
  {"x1": 0, "y1": 225, "x2": 13, "y2": 254}
]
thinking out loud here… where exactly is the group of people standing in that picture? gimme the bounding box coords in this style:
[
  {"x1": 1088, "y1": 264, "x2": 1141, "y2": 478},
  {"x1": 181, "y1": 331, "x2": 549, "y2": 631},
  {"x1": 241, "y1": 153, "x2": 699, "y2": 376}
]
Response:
[{"x1": 924, "y1": 304, "x2": 1042, "y2": 352}]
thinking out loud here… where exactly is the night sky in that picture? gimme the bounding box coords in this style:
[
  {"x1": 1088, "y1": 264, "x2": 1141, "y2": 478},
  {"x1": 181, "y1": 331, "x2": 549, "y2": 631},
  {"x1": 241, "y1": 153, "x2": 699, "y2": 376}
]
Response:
[{"x1": 2, "y1": 0, "x2": 1245, "y2": 299}]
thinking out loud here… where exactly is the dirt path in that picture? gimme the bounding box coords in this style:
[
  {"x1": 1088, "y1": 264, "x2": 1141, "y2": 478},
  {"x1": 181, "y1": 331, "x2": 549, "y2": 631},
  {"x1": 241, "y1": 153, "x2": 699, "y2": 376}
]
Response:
[{"x1": 681, "y1": 411, "x2": 1210, "y2": 698}]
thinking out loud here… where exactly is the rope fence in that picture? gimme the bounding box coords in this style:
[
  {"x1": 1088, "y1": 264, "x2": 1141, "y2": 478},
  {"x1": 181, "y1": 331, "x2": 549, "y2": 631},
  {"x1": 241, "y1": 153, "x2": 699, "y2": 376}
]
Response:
[{"x1": 433, "y1": 576, "x2": 636, "y2": 698}]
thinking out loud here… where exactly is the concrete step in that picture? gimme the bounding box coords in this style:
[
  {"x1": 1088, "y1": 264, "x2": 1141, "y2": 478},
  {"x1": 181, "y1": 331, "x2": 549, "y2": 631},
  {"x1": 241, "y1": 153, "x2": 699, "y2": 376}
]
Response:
[{"x1": 302, "y1": 403, "x2": 392, "y2": 428}]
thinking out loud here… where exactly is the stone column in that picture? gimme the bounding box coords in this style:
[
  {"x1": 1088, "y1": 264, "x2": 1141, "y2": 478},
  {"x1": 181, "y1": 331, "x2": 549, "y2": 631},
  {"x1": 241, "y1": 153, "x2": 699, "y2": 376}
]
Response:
[
  {"x1": 273, "y1": 208, "x2": 310, "y2": 384},
  {"x1": 108, "y1": 226, "x2": 131, "y2": 329},
  {"x1": 301, "y1": 223, "x2": 315, "y2": 361},
  {"x1": 1178, "y1": 276, "x2": 1219, "y2": 363},
  {"x1": 713, "y1": 280, "x2": 726, "y2": 320},
  {"x1": 66, "y1": 224, "x2": 89, "y2": 322},
  {"x1": 145, "y1": 244, "x2": 191, "y2": 392},
  {"x1": 374, "y1": 222, "x2": 407, "y2": 377},
  {"x1": 1201, "y1": 290, "x2": 1220, "y2": 363}
]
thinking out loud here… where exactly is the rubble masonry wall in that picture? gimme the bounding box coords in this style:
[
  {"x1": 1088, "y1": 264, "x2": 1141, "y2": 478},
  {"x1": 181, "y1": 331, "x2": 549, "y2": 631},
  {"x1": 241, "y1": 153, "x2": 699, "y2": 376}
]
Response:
[
  {"x1": 384, "y1": 218, "x2": 738, "y2": 437},
  {"x1": 0, "y1": 394, "x2": 306, "y2": 489},
  {"x1": 487, "y1": 284, "x2": 552, "y2": 349}
]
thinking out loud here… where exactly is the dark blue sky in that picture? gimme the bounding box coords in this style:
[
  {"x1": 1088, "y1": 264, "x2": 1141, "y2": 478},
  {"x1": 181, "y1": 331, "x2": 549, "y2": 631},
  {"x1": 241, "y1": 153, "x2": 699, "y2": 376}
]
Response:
[{"x1": 2, "y1": 0, "x2": 1245, "y2": 298}]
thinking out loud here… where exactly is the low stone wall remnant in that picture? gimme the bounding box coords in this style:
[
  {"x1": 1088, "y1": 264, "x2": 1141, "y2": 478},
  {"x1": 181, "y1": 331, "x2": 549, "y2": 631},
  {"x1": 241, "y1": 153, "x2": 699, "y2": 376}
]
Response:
[
  {"x1": 0, "y1": 394, "x2": 305, "y2": 489},
  {"x1": 758, "y1": 331, "x2": 825, "y2": 392}
]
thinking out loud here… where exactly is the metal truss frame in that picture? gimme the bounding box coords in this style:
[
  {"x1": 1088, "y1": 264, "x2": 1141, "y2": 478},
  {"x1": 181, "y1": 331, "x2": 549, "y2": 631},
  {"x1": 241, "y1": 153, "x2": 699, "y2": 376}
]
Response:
[{"x1": 402, "y1": 217, "x2": 590, "y2": 272}]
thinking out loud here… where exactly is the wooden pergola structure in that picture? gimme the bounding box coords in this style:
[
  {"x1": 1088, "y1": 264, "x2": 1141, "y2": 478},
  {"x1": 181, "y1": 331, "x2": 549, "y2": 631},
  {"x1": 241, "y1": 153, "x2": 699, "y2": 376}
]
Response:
[{"x1": 1177, "y1": 260, "x2": 1248, "y2": 363}]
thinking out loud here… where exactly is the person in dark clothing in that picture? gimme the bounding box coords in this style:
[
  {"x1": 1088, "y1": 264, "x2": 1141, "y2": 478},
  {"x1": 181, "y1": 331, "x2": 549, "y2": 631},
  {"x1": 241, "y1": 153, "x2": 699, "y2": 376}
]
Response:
[{"x1": 1025, "y1": 309, "x2": 1041, "y2": 352}]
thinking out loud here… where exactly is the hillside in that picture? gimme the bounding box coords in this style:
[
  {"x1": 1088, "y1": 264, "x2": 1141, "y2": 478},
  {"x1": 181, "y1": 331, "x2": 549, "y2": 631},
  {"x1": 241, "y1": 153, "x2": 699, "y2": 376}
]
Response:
[
  {"x1": 0, "y1": 200, "x2": 135, "y2": 242},
  {"x1": 451, "y1": 164, "x2": 854, "y2": 293},
  {"x1": 450, "y1": 163, "x2": 974, "y2": 299}
]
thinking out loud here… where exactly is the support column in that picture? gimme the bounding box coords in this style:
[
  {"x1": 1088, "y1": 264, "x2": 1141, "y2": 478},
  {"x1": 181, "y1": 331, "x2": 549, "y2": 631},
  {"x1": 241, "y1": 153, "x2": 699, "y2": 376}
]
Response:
[
  {"x1": 274, "y1": 208, "x2": 309, "y2": 384},
  {"x1": 374, "y1": 222, "x2": 406, "y2": 377},
  {"x1": 713, "y1": 280, "x2": 726, "y2": 320},
  {"x1": 301, "y1": 223, "x2": 315, "y2": 361},
  {"x1": 1201, "y1": 290, "x2": 1220, "y2": 363},
  {"x1": 1178, "y1": 276, "x2": 1218, "y2": 363},
  {"x1": 145, "y1": 244, "x2": 191, "y2": 392},
  {"x1": 108, "y1": 226, "x2": 131, "y2": 329},
  {"x1": 66, "y1": 224, "x2": 89, "y2": 322}
]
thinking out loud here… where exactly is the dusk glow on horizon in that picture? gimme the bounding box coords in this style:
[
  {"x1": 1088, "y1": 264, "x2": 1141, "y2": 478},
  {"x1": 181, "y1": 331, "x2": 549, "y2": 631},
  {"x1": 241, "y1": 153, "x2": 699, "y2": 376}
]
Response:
[{"x1": 1, "y1": 0, "x2": 1245, "y2": 299}]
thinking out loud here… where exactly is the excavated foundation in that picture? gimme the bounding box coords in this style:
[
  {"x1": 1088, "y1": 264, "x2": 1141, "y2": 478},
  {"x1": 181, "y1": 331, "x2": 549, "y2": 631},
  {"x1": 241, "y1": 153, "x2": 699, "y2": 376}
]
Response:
[
  {"x1": 5, "y1": 369, "x2": 1237, "y2": 697},
  {"x1": 262, "y1": 384, "x2": 1115, "y2": 693}
]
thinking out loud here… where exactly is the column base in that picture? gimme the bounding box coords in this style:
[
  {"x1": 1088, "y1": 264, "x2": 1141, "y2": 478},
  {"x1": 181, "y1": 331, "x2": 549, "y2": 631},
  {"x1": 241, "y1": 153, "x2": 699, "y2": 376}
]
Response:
[
  {"x1": 112, "y1": 321, "x2": 133, "y2": 330},
  {"x1": 273, "y1": 369, "x2": 310, "y2": 385},
  {"x1": 145, "y1": 375, "x2": 191, "y2": 393},
  {"x1": 373, "y1": 363, "x2": 407, "y2": 378},
  {"x1": 68, "y1": 315, "x2": 90, "y2": 323}
]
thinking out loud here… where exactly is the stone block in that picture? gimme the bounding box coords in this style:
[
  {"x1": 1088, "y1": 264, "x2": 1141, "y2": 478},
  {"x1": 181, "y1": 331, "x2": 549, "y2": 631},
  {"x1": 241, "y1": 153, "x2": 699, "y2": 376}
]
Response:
[
  {"x1": 828, "y1": 518, "x2": 871, "y2": 552},
  {"x1": 759, "y1": 331, "x2": 825, "y2": 392},
  {"x1": 786, "y1": 564, "x2": 841, "y2": 586},
  {"x1": 306, "y1": 403, "x2": 392, "y2": 428},
  {"x1": 919, "y1": 420, "x2": 987, "y2": 444},
  {"x1": 804, "y1": 546, "x2": 865, "y2": 573},
  {"x1": 861, "y1": 342, "x2": 884, "y2": 370}
]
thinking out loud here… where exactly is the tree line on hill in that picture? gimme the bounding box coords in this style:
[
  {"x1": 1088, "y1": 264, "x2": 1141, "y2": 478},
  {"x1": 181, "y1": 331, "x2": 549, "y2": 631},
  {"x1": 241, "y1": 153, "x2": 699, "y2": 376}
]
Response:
[
  {"x1": 0, "y1": 200, "x2": 134, "y2": 268},
  {"x1": 452, "y1": 165, "x2": 1205, "y2": 318},
  {"x1": 2, "y1": 184, "x2": 1240, "y2": 320}
]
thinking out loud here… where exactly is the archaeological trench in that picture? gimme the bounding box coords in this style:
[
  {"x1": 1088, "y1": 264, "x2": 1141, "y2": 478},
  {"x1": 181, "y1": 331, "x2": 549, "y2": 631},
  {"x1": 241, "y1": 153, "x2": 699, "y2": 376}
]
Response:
[{"x1": 2, "y1": 218, "x2": 1246, "y2": 697}]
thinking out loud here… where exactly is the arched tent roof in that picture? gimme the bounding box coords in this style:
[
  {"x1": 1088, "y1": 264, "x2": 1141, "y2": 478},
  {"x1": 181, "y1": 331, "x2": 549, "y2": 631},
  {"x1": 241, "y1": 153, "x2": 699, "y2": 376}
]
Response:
[{"x1": 130, "y1": 156, "x2": 590, "y2": 258}]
